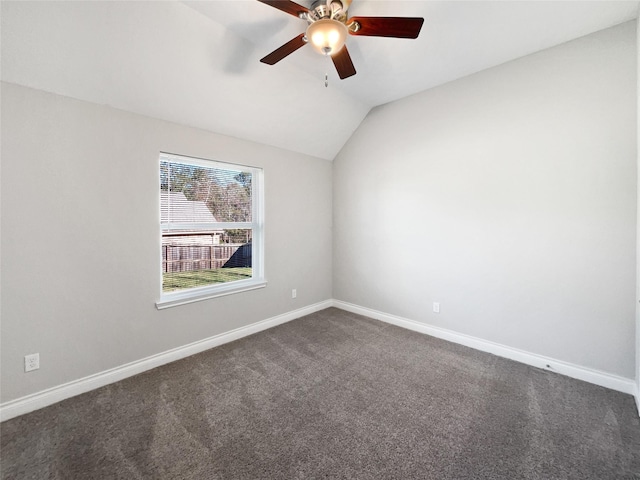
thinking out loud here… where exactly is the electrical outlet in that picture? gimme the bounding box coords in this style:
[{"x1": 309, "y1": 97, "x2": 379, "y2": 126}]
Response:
[
  {"x1": 292, "y1": 289, "x2": 297, "y2": 299},
  {"x1": 433, "y1": 302, "x2": 440, "y2": 314},
  {"x1": 25, "y1": 353, "x2": 40, "y2": 372}
]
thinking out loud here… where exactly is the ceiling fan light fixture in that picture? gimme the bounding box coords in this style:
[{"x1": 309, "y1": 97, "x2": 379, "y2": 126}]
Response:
[
  {"x1": 306, "y1": 19, "x2": 348, "y2": 56},
  {"x1": 258, "y1": 0, "x2": 425, "y2": 80}
]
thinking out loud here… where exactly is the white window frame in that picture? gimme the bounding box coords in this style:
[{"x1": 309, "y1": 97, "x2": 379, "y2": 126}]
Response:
[{"x1": 156, "y1": 152, "x2": 265, "y2": 309}]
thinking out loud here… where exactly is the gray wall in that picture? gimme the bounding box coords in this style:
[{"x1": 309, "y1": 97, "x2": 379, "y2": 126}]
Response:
[
  {"x1": 333, "y1": 21, "x2": 637, "y2": 379},
  {"x1": 1, "y1": 82, "x2": 333, "y2": 403},
  {"x1": 636, "y1": 13, "x2": 640, "y2": 403}
]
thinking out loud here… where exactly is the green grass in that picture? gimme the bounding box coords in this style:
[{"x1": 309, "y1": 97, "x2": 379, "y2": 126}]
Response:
[{"x1": 163, "y1": 267, "x2": 252, "y2": 292}]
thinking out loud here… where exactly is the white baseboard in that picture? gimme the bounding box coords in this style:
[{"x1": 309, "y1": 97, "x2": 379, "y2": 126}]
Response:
[
  {"x1": 332, "y1": 300, "x2": 638, "y2": 397},
  {"x1": 0, "y1": 300, "x2": 332, "y2": 422},
  {"x1": 3, "y1": 299, "x2": 637, "y2": 422}
]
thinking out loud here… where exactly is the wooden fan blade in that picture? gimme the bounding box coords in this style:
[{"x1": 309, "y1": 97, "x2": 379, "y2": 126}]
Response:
[
  {"x1": 260, "y1": 33, "x2": 307, "y2": 65},
  {"x1": 257, "y1": 0, "x2": 309, "y2": 18},
  {"x1": 348, "y1": 17, "x2": 424, "y2": 39},
  {"x1": 331, "y1": 45, "x2": 356, "y2": 79}
]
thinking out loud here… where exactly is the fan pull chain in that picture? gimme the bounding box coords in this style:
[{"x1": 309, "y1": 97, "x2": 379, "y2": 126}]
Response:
[{"x1": 325, "y1": 73, "x2": 328, "y2": 88}]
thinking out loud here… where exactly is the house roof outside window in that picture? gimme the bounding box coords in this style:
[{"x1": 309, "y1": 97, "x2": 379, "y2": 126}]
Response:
[{"x1": 161, "y1": 191, "x2": 217, "y2": 225}]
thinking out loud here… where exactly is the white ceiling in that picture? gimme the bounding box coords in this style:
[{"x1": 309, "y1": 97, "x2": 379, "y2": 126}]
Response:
[{"x1": 2, "y1": 1, "x2": 638, "y2": 160}]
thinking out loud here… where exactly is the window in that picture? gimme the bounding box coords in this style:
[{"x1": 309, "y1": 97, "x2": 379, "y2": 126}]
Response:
[{"x1": 156, "y1": 152, "x2": 265, "y2": 309}]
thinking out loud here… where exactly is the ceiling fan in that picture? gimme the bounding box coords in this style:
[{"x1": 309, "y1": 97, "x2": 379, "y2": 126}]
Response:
[{"x1": 258, "y1": 0, "x2": 424, "y2": 79}]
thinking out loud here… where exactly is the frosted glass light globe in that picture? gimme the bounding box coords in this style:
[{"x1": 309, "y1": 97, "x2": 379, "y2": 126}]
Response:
[{"x1": 306, "y1": 19, "x2": 348, "y2": 56}]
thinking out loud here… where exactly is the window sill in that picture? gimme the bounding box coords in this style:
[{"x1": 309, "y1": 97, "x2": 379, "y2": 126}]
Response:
[{"x1": 156, "y1": 279, "x2": 267, "y2": 310}]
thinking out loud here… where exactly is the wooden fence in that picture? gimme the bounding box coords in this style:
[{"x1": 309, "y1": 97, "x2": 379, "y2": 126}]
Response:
[{"x1": 162, "y1": 244, "x2": 240, "y2": 273}]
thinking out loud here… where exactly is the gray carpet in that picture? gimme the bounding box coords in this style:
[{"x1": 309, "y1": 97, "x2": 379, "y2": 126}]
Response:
[{"x1": 2, "y1": 307, "x2": 640, "y2": 479}]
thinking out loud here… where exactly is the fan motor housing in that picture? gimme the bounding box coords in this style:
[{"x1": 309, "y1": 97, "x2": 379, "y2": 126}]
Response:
[{"x1": 305, "y1": 0, "x2": 348, "y2": 23}]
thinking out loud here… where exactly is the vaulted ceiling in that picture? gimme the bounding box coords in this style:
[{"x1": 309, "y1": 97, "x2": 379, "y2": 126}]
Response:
[{"x1": 2, "y1": 1, "x2": 638, "y2": 160}]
